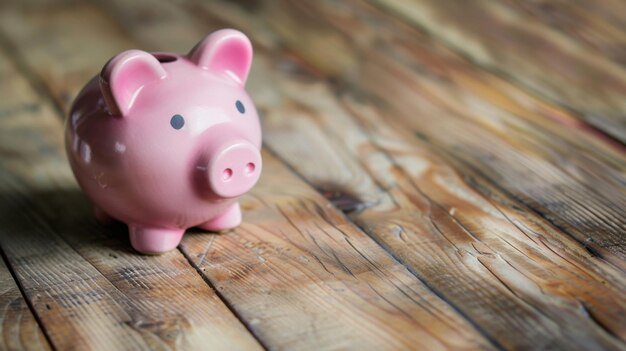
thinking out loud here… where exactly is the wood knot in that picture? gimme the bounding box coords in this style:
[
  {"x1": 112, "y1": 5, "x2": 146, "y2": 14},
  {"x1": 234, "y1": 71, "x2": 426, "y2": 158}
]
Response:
[{"x1": 320, "y1": 185, "x2": 370, "y2": 214}]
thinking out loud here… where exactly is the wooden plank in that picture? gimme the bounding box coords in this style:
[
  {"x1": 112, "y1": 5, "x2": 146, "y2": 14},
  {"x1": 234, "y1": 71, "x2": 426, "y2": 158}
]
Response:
[
  {"x1": 186, "y1": 0, "x2": 626, "y2": 156},
  {"x1": 571, "y1": 0, "x2": 626, "y2": 31},
  {"x1": 189, "y1": 0, "x2": 626, "y2": 269},
  {"x1": 0, "y1": 23, "x2": 262, "y2": 351},
  {"x1": 184, "y1": 152, "x2": 497, "y2": 350},
  {"x1": 86, "y1": 0, "x2": 626, "y2": 350},
  {"x1": 0, "y1": 258, "x2": 52, "y2": 351},
  {"x1": 497, "y1": 0, "x2": 626, "y2": 66},
  {"x1": 0, "y1": 0, "x2": 136, "y2": 111},
  {"x1": 133, "y1": 1, "x2": 626, "y2": 349},
  {"x1": 369, "y1": 0, "x2": 626, "y2": 144},
  {"x1": 0, "y1": 1, "x2": 498, "y2": 350},
  {"x1": 249, "y1": 53, "x2": 626, "y2": 350}
]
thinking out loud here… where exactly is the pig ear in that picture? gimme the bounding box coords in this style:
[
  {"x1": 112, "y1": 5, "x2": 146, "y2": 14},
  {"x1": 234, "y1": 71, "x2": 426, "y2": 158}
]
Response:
[
  {"x1": 100, "y1": 50, "x2": 167, "y2": 116},
  {"x1": 187, "y1": 29, "x2": 253, "y2": 85}
]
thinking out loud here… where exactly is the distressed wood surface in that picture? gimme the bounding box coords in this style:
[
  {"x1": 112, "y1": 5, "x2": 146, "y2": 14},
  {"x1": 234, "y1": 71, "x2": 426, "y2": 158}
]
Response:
[
  {"x1": 370, "y1": 0, "x2": 626, "y2": 144},
  {"x1": 189, "y1": 0, "x2": 626, "y2": 269},
  {"x1": 499, "y1": 0, "x2": 626, "y2": 65},
  {"x1": 0, "y1": 1, "x2": 495, "y2": 350},
  {"x1": 96, "y1": 0, "x2": 626, "y2": 349},
  {"x1": 0, "y1": 0, "x2": 625, "y2": 350},
  {"x1": 0, "y1": 258, "x2": 51, "y2": 351},
  {"x1": 0, "y1": 22, "x2": 262, "y2": 351},
  {"x1": 182, "y1": 151, "x2": 496, "y2": 350}
]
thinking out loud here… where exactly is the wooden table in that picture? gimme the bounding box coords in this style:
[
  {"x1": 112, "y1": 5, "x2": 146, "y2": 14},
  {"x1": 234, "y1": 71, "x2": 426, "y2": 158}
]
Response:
[{"x1": 1, "y1": 1, "x2": 625, "y2": 350}]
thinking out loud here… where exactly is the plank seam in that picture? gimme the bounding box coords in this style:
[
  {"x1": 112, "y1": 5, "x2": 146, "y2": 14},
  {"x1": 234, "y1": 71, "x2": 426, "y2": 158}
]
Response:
[
  {"x1": 441, "y1": 147, "x2": 626, "y2": 274},
  {"x1": 3, "y1": 1, "x2": 619, "y2": 346},
  {"x1": 177, "y1": 247, "x2": 271, "y2": 351},
  {"x1": 0, "y1": 33, "x2": 65, "y2": 351},
  {"x1": 261, "y1": 146, "x2": 507, "y2": 351},
  {"x1": 0, "y1": 33, "x2": 268, "y2": 349},
  {"x1": 0, "y1": 247, "x2": 58, "y2": 351},
  {"x1": 0, "y1": 15, "x2": 284, "y2": 350},
  {"x1": 365, "y1": 0, "x2": 626, "y2": 151}
]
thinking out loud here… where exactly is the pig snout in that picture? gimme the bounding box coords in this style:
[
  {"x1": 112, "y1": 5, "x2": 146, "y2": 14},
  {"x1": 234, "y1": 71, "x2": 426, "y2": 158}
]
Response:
[{"x1": 207, "y1": 141, "x2": 262, "y2": 198}]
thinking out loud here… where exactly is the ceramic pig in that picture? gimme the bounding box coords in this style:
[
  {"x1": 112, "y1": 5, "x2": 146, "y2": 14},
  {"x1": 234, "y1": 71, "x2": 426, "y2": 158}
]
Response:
[{"x1": 65, "y1": 29, "x2": 262, "y2": 254}]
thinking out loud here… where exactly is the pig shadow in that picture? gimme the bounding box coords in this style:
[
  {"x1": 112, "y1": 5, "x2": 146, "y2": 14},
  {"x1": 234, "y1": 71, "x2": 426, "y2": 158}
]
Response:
[
  {"x1": 0, "y1": 188, "x2": 135, "y2": 255},
  {"x1": 0, "y1": 188, "x2": 218, "y2": 256}
]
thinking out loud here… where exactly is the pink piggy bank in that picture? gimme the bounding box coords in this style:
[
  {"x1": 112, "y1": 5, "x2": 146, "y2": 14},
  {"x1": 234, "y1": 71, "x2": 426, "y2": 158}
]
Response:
[{"x1": 66, "y1": 29, "x2": 262, "y2": 254}]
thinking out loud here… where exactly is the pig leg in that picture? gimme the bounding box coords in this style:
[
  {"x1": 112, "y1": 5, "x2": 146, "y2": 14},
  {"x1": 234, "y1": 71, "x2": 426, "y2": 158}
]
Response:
[
  {"x1": 128, "y1": 225, "x2": 184, "y2": 254},
  {"x1": 94, "y1": 206, "x2": 114, "y2": 224},
  {"x1": 198, "y1": 202, "x2": 242, "y2": 232}
]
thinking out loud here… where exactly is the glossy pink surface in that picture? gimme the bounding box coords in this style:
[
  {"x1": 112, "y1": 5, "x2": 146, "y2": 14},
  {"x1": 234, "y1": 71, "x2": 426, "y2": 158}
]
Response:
[{"x1": 65, "y1": 29, "x2": 262, "y2": 254}]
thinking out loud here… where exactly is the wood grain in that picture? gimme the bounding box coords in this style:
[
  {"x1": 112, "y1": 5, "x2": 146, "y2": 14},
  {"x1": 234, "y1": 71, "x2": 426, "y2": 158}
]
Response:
[
  {"x1": 97, "y1": 0, "x2": 626, "y2": 349},
  {"x1": 1, "y1": 0, "x2": 625, "y2": 349},
  {"x1": 142, "y1": 0, "x2": 626, "y2": 349},
  {"x1": 498, "y1": 0, "x2": 626, "y2": 66},
  {"x1": 183, "y1": 152, "x2": 496, "y2": 350},
  {"x1": 247, "y1": 53, "x2": 626, "y2": 350},
  {"x1": 188, "y1": 0, "x2": 626, "y2": 269},
  {"x1": 370, "y1": 0, "x2": 626, "y2": 143},
  {"x1": 0, "y1": 258, "x2": 51, "y2": 351},
  {"x1": 0, "y1": 28, "x2": 262, "y2": 351},
  {"x1": 0, "y1": 1, "x2": 498, "y2": 350},
  {"x1": 571, "y1": 0, "x2": 626, "y2": 31}
]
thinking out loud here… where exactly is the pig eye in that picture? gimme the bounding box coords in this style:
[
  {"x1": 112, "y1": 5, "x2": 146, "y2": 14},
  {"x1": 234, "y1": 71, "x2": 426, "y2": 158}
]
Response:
[
  {"x1": 170, "y1": 114, "x2": 185, "y2": 129},
  {"x1": 236, "y1": 100, "x2": 245, "y2": 114}
]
